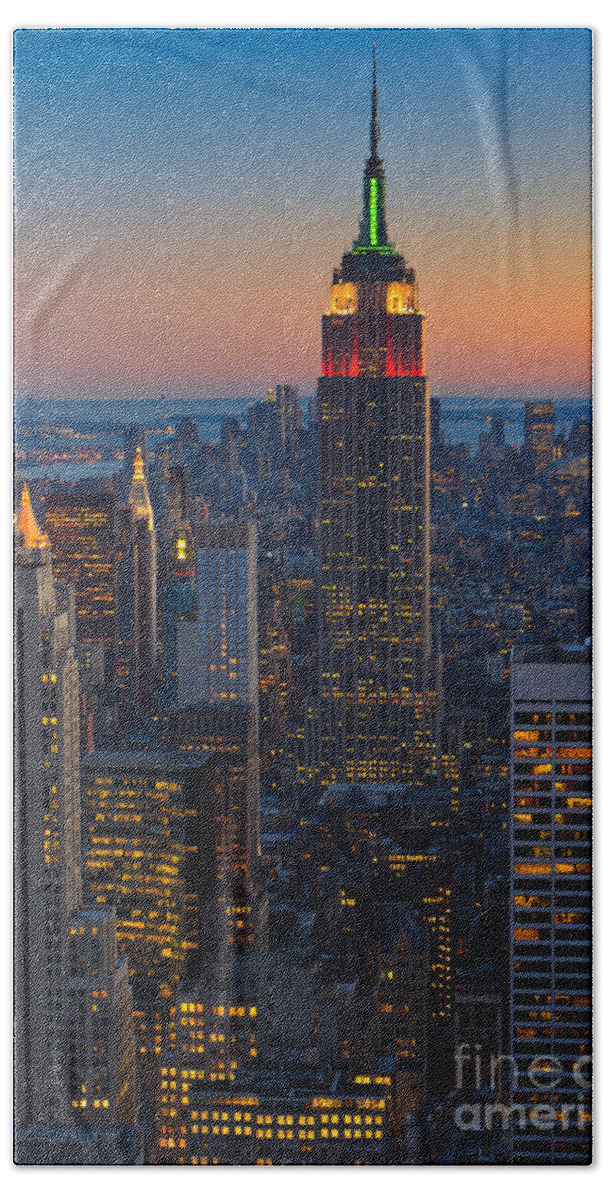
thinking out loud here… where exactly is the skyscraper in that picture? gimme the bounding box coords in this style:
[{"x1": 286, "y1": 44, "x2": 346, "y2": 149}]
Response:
[
  {"x1": 509, "y1": 648, "x2": 591, "y2": 1164},
  {"x1": 82, "y1": 750, "x2": 220, "y2": 990},
  {"x1": 176, "y1": 520, "x2": 258, "y2": 711},
  {"x1": 523, "y1": 401, "x2": 555, "y2": 470},
  {"x1": 160, "y1": 469, "x2": 196, "y2": 704},
  {"x1": 261, "y1": 384, "x2": 303, "y2": 455},
  {"x1": 176, "y1": 520, "x2": 262, "y2": 956},
  {"x1": 14, "y1": 485, "x2": 139, "y2": 1161},
  {"x1": 116, "y1": 448, "x2": 158, "y2": 713},
  {"x1": 15, "y1": 484, "x2": 80, "y2": 1128},
  {"x1": 316, "y1": 54, "x2": 431, "y2": 785},
  {"x1": 44, "y1": 481, "x2": 118, "y2": 678}
]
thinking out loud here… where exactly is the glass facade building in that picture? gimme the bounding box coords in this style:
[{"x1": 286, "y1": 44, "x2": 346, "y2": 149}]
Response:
[{"x1": 177, "y1": 521, "x2": 258, "y2": 709}]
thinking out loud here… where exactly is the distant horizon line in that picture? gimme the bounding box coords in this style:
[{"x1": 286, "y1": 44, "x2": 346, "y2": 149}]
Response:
[{"x1": 15, "y1": 393, "x2": 593, "y2": 407}]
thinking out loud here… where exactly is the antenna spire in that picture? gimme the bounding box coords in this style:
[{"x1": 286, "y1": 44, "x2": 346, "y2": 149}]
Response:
[
  {"x1": 353, "y1": 46, "x2": 390, "y2": 250},
  {"x1": 371, "y1": 44, "x2": 380, "y2": 161}
]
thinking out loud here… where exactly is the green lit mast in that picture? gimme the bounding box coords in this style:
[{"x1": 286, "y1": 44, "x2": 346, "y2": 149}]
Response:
[{"x1": 354, "y1": 46, "x2": 391, "y2": 251}]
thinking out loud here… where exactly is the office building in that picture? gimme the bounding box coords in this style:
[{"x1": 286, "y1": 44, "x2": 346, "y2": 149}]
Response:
[
  {"x1": 43, "y1": 481, "x2": 118, "y2": 669},
  {"x1": 15, "y1": 484, "x2": 80, "y2": 1128},
  {"x1": 116, "y1": 448, "x2": 158, "y2": 713},
  {"x1": 177, "y1": 520, "x2": 258, "y2": 711},
  {"x1": 156, "y1": 1067, "x2": 390, "y2": 1165},
  {"x1": 160, "y1": 470, "x2": 196, "y2": 704},
  {"x1": 509, "y1": 648, "x2": 591, "y2": 1163},
  {"x1": 315, "y1": 54, "x2": 431, "y2": 784},
  {"x1": 67, "y1": 909, "x2": 138, "y2": 1126},
  {"x1": 14, "y1": 485, "x2": 139, "y2": 1160},
  {"x1": 81, "y1": 750, "x2": 221, "y2": 993}
]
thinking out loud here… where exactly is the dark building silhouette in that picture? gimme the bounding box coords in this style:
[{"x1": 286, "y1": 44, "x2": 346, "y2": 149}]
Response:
[
  {"x1": 160, "y1": 469, "x2": 196, "y2": 704},
  {"x1": 430, "y1": 395, "x2": 443, "y2": 450}
]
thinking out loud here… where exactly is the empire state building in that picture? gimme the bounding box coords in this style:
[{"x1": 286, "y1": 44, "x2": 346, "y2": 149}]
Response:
[{"x1": 316, "y1": 55, "x2": 432, "y2": 785}]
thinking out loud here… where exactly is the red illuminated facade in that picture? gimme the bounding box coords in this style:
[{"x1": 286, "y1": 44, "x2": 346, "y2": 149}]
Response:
[
  {"x1": 316, "y1": 55, "x2": 433, "y2": 786},
  {"x1": 321, "y1": 262, "x2": 425, "y2": 381}
]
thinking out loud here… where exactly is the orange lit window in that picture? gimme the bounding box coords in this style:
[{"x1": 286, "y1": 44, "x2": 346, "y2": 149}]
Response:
[
  {"x1": 330, "y1": 283, "x2": 357, "y2": 315},
  {"x1": 386, "y1": 281, "x2": 413, "y2": 314}
]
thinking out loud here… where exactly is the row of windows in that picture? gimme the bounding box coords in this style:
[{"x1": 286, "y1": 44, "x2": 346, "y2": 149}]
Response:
[{"x1": 514, "y1": 712, "x2": 591, "y2": 726}]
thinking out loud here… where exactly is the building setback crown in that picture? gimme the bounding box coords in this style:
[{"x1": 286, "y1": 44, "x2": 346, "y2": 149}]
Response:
[
  {"x1": 128, "y1": 447, "x2": 155, "y2": 530},
  {"x1": 16, "y1": 482, "x2": 50, "y2": 549}
]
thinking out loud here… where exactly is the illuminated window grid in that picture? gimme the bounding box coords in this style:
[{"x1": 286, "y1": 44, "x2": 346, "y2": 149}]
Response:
[
  {"x1": 510, "y1": 676, "x2": 591, "y2": 1164},
  {"x1": 183, "y1": 1097, "x2": 385, "y2": 1148},
  {"x1": 83, "y1": 768, "x2": 197, "y2": 986},
  {"x1": 175, "y1": 1000, "x2": 258, "y2": 1076}
]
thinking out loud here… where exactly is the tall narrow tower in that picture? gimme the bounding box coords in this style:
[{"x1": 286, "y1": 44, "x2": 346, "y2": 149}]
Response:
[
  {"x1": 14, "y1": 484, "x2": 81, "y2": 1127},
  {"x1": 160, "y1": 469, "x2": 196, "y2": 705},
  {"x1": 14, "y1": 485, "x2": 139, "y2": 1158},
  {"x1": 116, "y1": 449, "x2": 158, "y2": 714},
  {"x1": 317, "y1": 54, "x2": 431, "y2": 785}
]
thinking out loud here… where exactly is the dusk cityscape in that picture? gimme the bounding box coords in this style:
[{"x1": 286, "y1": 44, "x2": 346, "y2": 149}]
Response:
[{"x1": 14, "y1": 28, "x2": 591, "y2": 1166}]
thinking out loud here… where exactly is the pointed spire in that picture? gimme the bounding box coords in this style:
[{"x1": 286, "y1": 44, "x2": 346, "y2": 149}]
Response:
[
  {"x1": 354, "y1": 48, "x2": 391, "y2": 251},
  {"x1": 132, "y1": 446, "x2": 146, "y2": 483},
  {"x1": 370, "y1": 43, "x2": 380, "y2": 162},
  {"x1": 16, "y1": 482, "x2": 50, "y2": 549},
  {"x1": 128, "y1": 447, "x2": 155, "y2": 530}
]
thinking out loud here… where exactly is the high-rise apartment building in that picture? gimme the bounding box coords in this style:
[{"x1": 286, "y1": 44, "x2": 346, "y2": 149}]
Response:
[
  {"x1": 316, "y1": 56, "x2": 431, "y2": 785},
  {"x1": 509, "y1": 648, "x2": 591, "y2": 1164}
]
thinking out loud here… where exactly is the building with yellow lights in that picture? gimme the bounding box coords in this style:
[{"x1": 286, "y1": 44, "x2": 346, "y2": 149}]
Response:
[
  {"x1": 115, "y1": 448, "x2": 158, "y2": 714},
  {"x1": 14, "y1": 485, "x2": 140, "y2": 1162},
  {"x1": 82, "y1": 750, "x2": 224, "y2": 992},
  {"x1": 67, "y1": 909, "x2": 137, "y2": 1126},
  {"x1": 156, "y1": 1067, "x2": 390, "y2": 1165},
  {"x1": 44, "y1": 480, "x2": 118, "y2": 678},
  {"x1": 314, "y1": 55, "x2": 432, "y2": 785},
  {"x1": 509, "y1": 648, "x2": 591, "y2": 1163}
]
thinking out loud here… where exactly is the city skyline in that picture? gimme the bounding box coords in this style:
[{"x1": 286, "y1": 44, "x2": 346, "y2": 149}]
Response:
[
  {"x1": 14, "y1": 27, "x2": 591, "y2": 403},
  {"x1": 13, "y1": 29, "x2": 592, "y2": 1166}
]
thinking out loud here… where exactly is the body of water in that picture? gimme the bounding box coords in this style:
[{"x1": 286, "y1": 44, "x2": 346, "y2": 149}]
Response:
[{"x1": 14, "y1": 394, "x2": 591, "y2": 481}]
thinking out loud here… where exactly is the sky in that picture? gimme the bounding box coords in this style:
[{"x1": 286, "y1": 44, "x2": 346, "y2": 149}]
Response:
[{"x1": 13, "y1": 26, "x2": 592, "y2": 402}]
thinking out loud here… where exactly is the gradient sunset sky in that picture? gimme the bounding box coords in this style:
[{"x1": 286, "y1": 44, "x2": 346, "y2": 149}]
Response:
[{"x1": 14, "y1": 27, "x2": 592, "y2": 402}]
